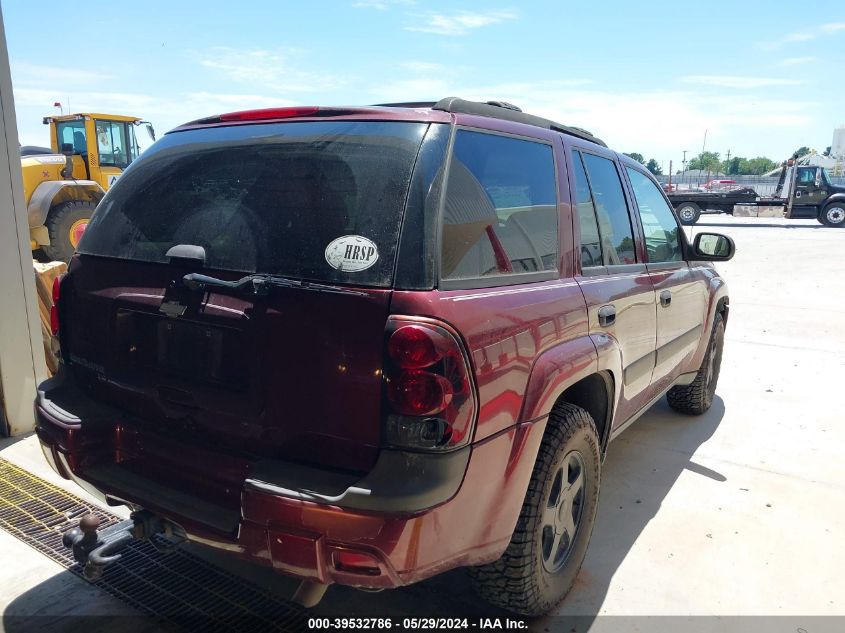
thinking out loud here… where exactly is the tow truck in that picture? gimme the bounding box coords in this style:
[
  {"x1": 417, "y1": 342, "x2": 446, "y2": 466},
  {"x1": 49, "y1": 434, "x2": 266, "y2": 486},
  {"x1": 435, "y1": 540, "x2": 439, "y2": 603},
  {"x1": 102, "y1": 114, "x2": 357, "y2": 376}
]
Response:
[{"x1": 666, "y1": 157, "x2": 845, "y2": 227}]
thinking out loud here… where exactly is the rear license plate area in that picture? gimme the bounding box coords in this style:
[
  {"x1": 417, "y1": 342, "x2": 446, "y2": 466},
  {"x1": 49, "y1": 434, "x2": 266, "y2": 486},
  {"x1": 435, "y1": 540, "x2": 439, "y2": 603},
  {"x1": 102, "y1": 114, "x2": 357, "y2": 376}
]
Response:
[{"x1": 117, "y1": 311, "x2": 248, "y2": 390}]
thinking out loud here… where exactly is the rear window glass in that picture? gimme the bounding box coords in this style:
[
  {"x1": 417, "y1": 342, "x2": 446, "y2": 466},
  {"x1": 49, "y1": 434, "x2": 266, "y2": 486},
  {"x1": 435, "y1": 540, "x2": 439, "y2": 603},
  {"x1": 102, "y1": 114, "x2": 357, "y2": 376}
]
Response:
[{"x1": 78, "y1": 121, "x2": 432, "y2": 287}]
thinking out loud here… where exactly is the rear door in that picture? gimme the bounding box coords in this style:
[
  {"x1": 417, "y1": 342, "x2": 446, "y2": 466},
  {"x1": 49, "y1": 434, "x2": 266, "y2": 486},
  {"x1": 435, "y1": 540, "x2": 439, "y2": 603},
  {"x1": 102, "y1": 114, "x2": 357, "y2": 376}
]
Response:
[
  {"x1": 623, "y1": 166, "x2": 707, "y2": 390},
  {"x1": 571, "y1": 148, "x2": 657, "y2": 424}
]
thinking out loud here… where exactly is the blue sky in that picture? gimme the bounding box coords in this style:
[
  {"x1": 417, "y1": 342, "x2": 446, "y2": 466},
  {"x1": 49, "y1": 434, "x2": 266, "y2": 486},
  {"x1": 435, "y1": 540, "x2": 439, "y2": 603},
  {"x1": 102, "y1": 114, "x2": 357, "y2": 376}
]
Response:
[{"x1": 4, "y1": 0, "x2": 844, "y2": 170}]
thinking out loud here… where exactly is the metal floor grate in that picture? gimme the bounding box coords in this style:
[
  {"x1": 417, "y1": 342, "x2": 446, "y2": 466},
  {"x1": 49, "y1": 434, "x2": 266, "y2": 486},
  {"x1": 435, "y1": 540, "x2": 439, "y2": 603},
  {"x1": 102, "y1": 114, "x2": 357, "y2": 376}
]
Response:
[{"x1": 0, "y1": 457, "x2": 305, "y2": 632}]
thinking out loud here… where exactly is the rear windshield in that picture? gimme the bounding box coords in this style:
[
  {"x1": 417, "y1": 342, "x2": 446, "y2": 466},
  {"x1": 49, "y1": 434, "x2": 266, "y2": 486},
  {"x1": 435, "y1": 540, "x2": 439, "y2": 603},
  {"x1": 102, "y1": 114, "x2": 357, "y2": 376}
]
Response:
[{"x1": 78, "y1": 120, "x2": 432, "y2": 287}]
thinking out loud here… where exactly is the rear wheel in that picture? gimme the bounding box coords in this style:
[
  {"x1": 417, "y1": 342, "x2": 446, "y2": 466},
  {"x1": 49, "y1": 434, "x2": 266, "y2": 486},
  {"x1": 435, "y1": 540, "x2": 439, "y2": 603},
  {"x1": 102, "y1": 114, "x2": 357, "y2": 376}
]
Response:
[
  {"x1": 677, "y1": 202, "x2": 701, "y2": 225},
  {"x1": 42, "y1": 200, "x2": 96, "y2": 262},
  {"x1": 469, "y1": 402, "x2": 601, "y2": 616},
  {"x1": 667, "y1": 312, "x2": 725, "y2": 415},
  {"x1": 820, "y1": 203, "x2": 845, "y2": 227}
]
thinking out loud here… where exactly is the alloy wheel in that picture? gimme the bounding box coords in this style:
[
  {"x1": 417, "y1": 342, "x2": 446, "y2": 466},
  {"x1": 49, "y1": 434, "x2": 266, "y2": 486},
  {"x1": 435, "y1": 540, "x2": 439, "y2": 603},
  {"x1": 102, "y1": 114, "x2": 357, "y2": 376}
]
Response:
[{"x1": 541, "y1": 451, "x2": 586, "y2": 573}]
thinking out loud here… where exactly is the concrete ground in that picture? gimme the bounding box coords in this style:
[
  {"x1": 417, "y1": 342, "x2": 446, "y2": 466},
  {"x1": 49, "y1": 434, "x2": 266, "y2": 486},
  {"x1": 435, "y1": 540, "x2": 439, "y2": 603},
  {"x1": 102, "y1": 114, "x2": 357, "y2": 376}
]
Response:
[{"x1": 1, "y1": 215, "x2": 843, "y2": 631}]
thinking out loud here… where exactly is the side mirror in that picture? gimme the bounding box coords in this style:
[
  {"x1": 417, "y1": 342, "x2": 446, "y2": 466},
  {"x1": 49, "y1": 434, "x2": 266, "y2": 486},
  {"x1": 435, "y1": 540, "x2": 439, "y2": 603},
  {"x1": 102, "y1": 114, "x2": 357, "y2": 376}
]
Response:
[
  {"x1": 692, "y1": 232, "x2": 735, "y2": 261},
  {"x1": 145, "y1": 123, "x2": 156, "y2": 142},
  {"x1": 814, "y1": 169, "x2": 821, "y2": 188}
]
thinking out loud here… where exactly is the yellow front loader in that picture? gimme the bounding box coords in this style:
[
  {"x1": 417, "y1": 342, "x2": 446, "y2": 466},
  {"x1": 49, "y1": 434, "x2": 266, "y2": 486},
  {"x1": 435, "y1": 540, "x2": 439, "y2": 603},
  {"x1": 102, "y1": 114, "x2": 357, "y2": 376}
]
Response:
[{"x1": 20, "y1": 113, "x2": 155, "y2": 261}]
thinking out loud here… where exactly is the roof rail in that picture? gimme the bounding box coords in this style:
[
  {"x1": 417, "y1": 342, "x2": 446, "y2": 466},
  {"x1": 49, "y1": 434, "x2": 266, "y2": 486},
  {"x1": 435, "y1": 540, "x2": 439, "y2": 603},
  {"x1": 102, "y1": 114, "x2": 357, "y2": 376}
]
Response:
[
  {"x1": 373, "y1": 101, "x2": 438, "y2": 108},
  {"x1": 431, "y1": 97, "x2": 606, "y2": 147}
]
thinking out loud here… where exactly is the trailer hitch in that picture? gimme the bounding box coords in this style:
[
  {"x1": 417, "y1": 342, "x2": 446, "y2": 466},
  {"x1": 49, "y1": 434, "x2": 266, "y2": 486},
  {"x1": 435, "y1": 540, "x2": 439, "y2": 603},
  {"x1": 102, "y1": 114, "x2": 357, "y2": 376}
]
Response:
[{"x1": 62, "y1": 510, "x2": 186, "y2": 580}]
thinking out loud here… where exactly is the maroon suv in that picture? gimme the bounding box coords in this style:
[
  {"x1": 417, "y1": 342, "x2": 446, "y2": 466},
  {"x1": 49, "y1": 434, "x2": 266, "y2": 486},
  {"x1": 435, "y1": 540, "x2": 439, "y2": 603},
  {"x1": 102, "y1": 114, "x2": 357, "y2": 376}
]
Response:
[{"x1": 36, "y1": 98, "x2": 733, "y2": 615}]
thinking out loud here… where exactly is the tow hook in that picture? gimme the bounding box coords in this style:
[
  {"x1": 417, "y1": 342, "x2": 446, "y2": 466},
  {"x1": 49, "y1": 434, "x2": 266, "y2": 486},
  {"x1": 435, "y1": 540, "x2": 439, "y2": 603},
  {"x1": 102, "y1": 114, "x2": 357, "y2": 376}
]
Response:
[{"x1": 62, "y1": 510, "x2": 186, "y2": 580}]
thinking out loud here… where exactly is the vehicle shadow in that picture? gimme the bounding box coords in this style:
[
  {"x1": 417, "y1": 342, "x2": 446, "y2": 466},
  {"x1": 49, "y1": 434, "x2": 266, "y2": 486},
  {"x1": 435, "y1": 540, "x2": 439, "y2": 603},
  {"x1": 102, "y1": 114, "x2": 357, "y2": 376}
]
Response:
[{"x1": 2, "y1": 571, "x2": 166, "y2": 633}]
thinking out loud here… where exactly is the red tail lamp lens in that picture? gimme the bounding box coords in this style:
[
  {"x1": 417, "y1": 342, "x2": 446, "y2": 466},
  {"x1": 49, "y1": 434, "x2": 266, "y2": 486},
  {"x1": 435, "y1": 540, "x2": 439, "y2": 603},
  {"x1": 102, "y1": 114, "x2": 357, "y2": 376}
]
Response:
[
  {"x1": 388, "y1": 325, "x2": 443, "y2": 369},
  {"x1": 50, "y1": 275, "x2": 62, "y2": 336},
  {"x1": 387, "y1": 370, "x2": 452, "y2": 416},
  {"x1": 219, "y1": 106, "x2": 319, "y2": 122}
]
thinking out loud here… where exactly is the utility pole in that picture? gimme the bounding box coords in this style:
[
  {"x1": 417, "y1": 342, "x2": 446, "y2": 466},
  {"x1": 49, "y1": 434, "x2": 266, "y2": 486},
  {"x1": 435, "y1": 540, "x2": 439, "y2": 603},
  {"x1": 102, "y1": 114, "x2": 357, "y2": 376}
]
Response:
[
  {"x1": 726, "y1": 149, "x2": 731, "y2": 175},
  {"x1": 682, "y1": 150, "x2": 688, "y2": 186}
]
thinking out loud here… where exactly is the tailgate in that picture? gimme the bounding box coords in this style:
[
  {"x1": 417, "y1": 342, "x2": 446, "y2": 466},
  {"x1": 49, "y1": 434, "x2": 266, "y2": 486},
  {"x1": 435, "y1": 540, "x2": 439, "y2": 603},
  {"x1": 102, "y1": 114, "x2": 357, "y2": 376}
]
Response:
[{"x1": 62, "y1": 255, "x2": 390, "y2": 473}]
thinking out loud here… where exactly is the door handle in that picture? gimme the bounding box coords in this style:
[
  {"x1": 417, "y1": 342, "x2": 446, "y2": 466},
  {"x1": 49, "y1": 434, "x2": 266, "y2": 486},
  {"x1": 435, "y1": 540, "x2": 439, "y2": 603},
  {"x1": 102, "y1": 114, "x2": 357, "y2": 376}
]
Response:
[
  {"x1": 660, "y1": 290, "x2": 672, "y2": 307},
  {"x1": 598, "y1": 304, "x2": 616, "y2": 327}
]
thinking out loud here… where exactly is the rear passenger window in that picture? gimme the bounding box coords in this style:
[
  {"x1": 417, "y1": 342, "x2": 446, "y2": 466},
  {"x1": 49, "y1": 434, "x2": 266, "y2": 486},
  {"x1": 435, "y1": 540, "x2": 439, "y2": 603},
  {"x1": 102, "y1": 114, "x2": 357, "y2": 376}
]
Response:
[
  {"x1": 581, "y1": 153, "x2": 636, "y2": 265},
  {"x1": 571, "y1": 151, "x2": 602, "y2": 268},
  {"x1": 441, "y1": 130, "x2": 558, "y2": 282}
]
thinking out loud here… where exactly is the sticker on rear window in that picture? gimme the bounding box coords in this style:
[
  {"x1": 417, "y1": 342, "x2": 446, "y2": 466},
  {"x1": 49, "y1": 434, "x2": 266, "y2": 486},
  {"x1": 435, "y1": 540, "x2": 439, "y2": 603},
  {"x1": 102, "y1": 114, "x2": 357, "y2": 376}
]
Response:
[{"x1": 324, "y1": 235, "x2": 380, "y2": 272}]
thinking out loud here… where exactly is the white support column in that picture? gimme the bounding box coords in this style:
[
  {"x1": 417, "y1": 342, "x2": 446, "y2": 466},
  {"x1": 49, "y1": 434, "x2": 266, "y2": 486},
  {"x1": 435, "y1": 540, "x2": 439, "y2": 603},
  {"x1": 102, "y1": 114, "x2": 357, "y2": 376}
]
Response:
[{"x1": 0, "y1": 3, "x2": 48, "y2": 435}]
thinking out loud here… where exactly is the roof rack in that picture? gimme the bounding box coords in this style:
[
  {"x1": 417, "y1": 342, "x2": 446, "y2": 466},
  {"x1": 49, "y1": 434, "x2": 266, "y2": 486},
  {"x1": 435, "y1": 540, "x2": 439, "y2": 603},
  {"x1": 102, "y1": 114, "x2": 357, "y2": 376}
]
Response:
[
  {"x1": 431, "y1": 97, "x2": 606, "y2": 147},
  {"x1": 374, "y1": 101, "x2": 438, "y2": 109}
]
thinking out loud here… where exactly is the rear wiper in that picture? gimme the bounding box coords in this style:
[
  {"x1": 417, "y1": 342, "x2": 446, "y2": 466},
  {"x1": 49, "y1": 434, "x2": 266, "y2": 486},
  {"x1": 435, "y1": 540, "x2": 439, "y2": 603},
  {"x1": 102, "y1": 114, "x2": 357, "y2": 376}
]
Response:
[{"x1": 181, "y1": 273, "x2": 364, "y2": 296}]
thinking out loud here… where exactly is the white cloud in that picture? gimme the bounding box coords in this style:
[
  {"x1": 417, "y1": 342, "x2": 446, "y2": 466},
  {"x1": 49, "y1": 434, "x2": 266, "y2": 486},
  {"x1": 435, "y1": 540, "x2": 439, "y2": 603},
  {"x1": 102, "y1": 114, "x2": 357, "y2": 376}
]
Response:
[
  {"x1": 197, "y1": 47, "x2": 344, "y2": 93},
  {"x1": 778, "y1": 56, "x2": 817, "y2": 66},
  {"x1": 12, "y1": 84, "x2": 296, "y2": 146},
  {"x1": 680, "y1": 75, "x2": 804, "y2": 88},
  {"x1": 406, "y1": 9, "x2": 517, "y2": 35},
  {"x1": 369, "y1": 74, "x2": 816, "y2": 167},
  {"x1": 760, "y1": 20, "x2": 845, "y2": 49},
  {"x1": 11, "y1": 62, "x2": 112, "y2": 86},
  {"x1": 820, "y1": 22, "x2": 845, "y2": 33}
]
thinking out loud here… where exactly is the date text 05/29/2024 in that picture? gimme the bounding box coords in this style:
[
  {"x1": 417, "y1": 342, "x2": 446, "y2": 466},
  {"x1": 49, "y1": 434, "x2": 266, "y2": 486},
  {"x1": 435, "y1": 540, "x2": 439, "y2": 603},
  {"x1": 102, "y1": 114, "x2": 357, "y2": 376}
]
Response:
[{"x1": 307, "y1": 617, "x2": 529, "y2": 630}]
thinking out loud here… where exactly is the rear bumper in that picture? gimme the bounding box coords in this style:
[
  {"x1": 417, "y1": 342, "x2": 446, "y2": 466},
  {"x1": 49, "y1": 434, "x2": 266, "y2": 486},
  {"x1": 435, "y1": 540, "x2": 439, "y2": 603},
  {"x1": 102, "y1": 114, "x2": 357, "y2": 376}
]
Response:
[{"x1": 35, "y1": 369, "x2": 546, "y2": 588}]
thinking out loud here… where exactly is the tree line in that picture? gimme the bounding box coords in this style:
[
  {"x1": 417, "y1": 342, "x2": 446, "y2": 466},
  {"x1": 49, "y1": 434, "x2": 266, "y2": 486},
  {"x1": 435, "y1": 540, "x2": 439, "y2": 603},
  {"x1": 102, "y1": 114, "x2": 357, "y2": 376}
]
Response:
[
  {"x1": 623, "y1": 152, "x2": 663, "y2": 175},
  {"x1": 686, "y1": 151, "x2": 778, "y2": 176},
  {"x1": 626, "y1": 146, "x2": 819, "y2": 177}
]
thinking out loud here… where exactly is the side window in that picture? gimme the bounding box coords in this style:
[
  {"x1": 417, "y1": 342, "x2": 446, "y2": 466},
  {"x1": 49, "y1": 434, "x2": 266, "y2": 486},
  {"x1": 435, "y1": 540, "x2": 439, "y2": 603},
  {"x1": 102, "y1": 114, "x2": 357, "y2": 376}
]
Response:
[
  {"x1": 441, "y1": 130, "x2": 558, "y2": 282},
  {"x1": 571, "y1": 150, "x2": 602, "y2": 268},
  {"x1": 56, "y1": 120, "x2": 87, "y2": 154},
  {"x1": 581, "y1": 153, "x2": 636, "y2": 265},
  {"x1": 96, "y1": 120, "x2": 129, "y2": 167},
  {"x1": 626, "y1": 167, "x2": 683, "y2": 263}
]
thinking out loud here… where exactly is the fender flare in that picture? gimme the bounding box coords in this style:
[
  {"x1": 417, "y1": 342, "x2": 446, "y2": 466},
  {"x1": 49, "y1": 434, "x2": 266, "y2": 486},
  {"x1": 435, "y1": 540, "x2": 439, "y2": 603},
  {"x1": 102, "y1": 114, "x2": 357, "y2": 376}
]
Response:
[
  {"x1": 27, "y1": 180, "x2": 105, "y2": 229},
  {"x1": 683, "y1": 276, "x2": 729, "y2": 373},
  {"x1": 822, "y1": 193, "x2": 845, "y2": 209},
  {"x1": 517, "y1": 334, "x2": 621, "y2": 459},
  {"x1": 519, "y1": 336, "x2": 597, "y2": 423}
]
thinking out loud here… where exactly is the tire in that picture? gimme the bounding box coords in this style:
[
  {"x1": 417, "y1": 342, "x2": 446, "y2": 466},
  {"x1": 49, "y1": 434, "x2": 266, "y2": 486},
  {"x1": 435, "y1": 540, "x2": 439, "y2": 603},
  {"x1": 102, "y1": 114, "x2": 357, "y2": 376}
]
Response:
[
  {"x1": 667, "y1": 312, "x2": 725, "y2": 415},
  {"x1": 819, "y1": 203, "x2": 845, "y2": 227},
  {"x1": 676, "y1": 202, "x2": 701, "y2": 225},
  {"x1": 42, "y1": 200, "x2": 97, "y2": 262},
  {"x1": 469, "y1": 403, "x2": 601, "y2": 616}
]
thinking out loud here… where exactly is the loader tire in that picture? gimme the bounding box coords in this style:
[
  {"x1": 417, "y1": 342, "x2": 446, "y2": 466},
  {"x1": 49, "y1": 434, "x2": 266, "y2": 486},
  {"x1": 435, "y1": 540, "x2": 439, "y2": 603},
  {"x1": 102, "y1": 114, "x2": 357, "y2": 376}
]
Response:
[{"x1": 42, "y1": 200, "x2": 96, "y2": 262}]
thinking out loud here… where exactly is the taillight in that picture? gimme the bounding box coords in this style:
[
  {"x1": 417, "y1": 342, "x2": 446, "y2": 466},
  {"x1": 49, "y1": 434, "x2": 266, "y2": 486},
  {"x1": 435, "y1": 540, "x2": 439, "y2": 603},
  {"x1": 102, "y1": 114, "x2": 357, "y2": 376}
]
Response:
[
  {"x1": 387, "y1": 370, "x2": 453, "y2": 416},
  {"x1": 382, "y1": 318, "x2": 476, "y2": 451},
  {"x1": 50, "y1": 275, "x2": 63, "y2": 336}
]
